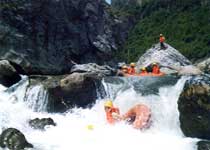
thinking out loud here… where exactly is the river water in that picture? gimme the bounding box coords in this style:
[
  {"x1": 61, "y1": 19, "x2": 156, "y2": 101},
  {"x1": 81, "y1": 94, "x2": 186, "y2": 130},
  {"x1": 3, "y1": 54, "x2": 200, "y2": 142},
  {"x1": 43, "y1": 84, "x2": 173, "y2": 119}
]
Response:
[{"x1": 0, "y1": 76, "x2": 198, "y2": 150}]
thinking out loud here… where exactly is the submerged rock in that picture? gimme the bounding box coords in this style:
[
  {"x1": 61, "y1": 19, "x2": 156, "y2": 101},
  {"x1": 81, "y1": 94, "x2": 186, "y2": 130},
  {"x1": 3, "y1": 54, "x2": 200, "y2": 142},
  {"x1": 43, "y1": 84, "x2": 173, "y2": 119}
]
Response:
[
  {"x1": 29, "y1": 117, "x2": 56, "y2": 130},
  {"x1": 197, "y1": 140, "x2": 210, "y2": 150},
  {"x1": 178, "y1": 75, "x2": 210, "y2": 139},
  {"x1": 0, "y1": 128, "x2": 33, "y2": 150}
]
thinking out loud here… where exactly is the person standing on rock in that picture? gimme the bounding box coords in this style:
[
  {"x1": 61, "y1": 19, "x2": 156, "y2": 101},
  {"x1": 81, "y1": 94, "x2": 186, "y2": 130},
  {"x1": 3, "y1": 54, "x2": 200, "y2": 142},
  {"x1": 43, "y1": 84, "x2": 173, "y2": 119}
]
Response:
[{"x1": 159, "y1": 34, "x2": 166, "y2": 49}]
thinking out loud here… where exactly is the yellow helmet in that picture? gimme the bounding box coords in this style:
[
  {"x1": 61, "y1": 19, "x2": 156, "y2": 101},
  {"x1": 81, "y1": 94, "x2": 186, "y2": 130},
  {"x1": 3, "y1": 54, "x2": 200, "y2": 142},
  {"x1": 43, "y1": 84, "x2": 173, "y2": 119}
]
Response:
[
  {"x1": 130, "y1": 62, "x2": 136, "y2": 67},
  {"x1": 122, "y1": 65, "x2": 128, "y2": 69},
  {"x1": 104, "y1": 100, "x2": 113, "y2": 108},
  {"x1": 160, "y1": 34, "x2": 163, "y2": 36},
  {"x1": 141, "y1": 67, "x2": 146, "y2": 71},
  {"x1": 152, "y1": 62, "x2": 157, "y2": 65}
]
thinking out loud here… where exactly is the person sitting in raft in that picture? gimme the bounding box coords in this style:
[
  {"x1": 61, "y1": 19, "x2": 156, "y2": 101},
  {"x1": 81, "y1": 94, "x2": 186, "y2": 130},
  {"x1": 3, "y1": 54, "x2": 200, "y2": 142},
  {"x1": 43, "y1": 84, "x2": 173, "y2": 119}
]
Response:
[
  {"x1": 127, "y1": 62, "x2": 136, "y2": 75},
  {"x1": 152, "y1": 62, "x2": 161, "y2": 74},
  {"x1": 104, "y1": 100, "x2": 151, "y2": 129},
  {"x1": 121, "y1": 65, "x2": 129, "y2": 76},
  {"x1": 104, "y1": 100, "x2": 120, "y2": 124},
  {"x1": 139, "y1": 67, "x2": 148, "y2": 76}
]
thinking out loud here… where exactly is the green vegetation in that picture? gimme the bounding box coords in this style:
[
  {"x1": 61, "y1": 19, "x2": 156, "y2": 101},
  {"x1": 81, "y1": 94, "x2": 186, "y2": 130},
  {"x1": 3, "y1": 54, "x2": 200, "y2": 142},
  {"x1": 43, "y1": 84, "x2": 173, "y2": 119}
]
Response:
[{"x1": 115, "y1": 1, "x2": 210, "y2": 63}]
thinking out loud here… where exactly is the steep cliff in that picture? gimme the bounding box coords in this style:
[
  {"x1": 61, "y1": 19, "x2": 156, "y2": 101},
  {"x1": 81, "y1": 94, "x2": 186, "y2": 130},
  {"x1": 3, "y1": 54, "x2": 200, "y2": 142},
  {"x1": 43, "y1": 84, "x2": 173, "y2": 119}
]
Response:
[{"x1": 0, "y1": 0, "x2": 119, "y2": 75}]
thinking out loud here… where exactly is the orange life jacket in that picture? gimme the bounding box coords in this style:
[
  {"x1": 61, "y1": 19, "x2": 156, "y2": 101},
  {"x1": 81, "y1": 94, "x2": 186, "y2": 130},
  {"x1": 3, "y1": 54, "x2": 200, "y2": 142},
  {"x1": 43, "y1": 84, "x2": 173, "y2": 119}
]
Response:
[
  {"x1": 139, "y1": 70, "x2": 148, "y2": 76},
  {"x1": 159, "y1": 36, "x2": 165, "y2": 43},
  {"x1": 128, "y1": 68, "x2": 135, "y2": 75},
  {"x1": 106, "y1": 107, "x2": 120, "y2": 124},
  {"x1": 152, "y1": 66, "x2": 160, "y2": 74}
]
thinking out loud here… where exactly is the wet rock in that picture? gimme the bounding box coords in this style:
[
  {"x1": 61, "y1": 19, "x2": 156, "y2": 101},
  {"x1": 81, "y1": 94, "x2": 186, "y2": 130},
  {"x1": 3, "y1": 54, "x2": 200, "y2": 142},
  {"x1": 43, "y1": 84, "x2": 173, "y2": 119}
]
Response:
[
  {"x1": 196, "y1": 57, "x2": 210, "y2": 74},
  {"x1": 28, "y1": 72, "x2": 104, "y2": 112},
  {"x1": 0, "y1": 60, "x2": 21, "y2": 87},
  {"x1": 197, "y1": 140, "x2": 210, "y2": 150},
  {"x1": 171, "y1": 65, "x2": 202, "y2": 75},
  {"x1": 29, "y1": 117, "x2": 56, "y2": 130},
  {"x1": 136, "y1": 43, "x2": 192, "y2": 74},
  {"x1": 178, "y1": 75, "x2": 210, "y2": 139},
  {"x1": 0, "y1": 128, "x2": 33, "y2": 150},
  {"x1": 54, "y1": 72, "x2": 100, "y2": 110},
  {"x1": 70, "y1": 63, "x2": 116, "y2": 76}
]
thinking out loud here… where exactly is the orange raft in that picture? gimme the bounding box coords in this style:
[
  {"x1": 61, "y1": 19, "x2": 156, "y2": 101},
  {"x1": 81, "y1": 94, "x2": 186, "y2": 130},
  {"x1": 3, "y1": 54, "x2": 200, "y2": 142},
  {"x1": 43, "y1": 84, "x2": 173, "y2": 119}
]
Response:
[
  {"x1": 123, "y1": 72, "x2": 165, "y2": 77},
  {"x1": 122, "y1": 104, "x2": 151, "y2": 129}
]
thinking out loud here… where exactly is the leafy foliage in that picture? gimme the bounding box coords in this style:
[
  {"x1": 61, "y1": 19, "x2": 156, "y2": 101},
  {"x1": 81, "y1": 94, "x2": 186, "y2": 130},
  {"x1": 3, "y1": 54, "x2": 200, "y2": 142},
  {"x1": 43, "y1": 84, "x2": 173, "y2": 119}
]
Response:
[{"x1": 115, "y1": 1, "x2": 210, "y2": 63}]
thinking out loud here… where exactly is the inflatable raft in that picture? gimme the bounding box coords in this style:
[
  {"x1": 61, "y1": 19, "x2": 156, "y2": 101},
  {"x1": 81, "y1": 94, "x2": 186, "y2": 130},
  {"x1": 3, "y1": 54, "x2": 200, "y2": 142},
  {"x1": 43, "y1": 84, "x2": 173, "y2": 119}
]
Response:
[
  {"x1": 123, "y1": 72, "x2": 165, "y2": 77},
  {"x1": 123, "y1": 104, "x2": 151, "y2": 129}
]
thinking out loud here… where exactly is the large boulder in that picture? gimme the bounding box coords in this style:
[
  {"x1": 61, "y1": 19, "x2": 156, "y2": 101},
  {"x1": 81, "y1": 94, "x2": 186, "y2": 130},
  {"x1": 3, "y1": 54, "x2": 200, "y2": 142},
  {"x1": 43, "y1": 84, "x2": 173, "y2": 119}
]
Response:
[
  {"x1": 178, "y1": 75, "x2": 210, "y2": 139},
  {"x1": 0, "y1": 0, "x2": 118, "y2": 75},
  {"x1": 136, "y1": 43, "x2": 203, "y2": 75},
  {"x1": 0, "y1": 128, "x2": 33, "y2": 150},
  {"x1": 28, "y1": 72, "x2": 105, "y2": 112},
  {"x1": 137, "y1": 43, "x2": 191, "y2": 68},
  {"x1": 0, "y1": 60, "x2": 21, "y2": 87}
]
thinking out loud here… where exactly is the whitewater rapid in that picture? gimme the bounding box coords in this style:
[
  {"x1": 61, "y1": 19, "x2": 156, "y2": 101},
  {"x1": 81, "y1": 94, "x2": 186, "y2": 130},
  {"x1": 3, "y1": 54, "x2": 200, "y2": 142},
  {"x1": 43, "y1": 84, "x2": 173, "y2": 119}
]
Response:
[{"x1": 0, "y1": 76, "x2": 198, "y2": 150}]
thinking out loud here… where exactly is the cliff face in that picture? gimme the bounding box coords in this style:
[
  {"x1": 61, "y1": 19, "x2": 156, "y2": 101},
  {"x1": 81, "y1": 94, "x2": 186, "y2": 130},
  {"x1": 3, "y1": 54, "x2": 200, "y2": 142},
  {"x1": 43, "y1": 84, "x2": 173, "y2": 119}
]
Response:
[{"x1": 0, "y1": 0, "x2": 118, "y2": 74}]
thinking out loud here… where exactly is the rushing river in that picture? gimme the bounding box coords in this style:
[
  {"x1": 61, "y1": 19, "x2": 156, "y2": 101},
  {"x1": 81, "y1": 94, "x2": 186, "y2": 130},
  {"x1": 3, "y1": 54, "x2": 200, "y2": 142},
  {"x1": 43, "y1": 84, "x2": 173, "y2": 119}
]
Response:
[{"x1": 0, "y1": 76, "x2": 198, "y2": 150}]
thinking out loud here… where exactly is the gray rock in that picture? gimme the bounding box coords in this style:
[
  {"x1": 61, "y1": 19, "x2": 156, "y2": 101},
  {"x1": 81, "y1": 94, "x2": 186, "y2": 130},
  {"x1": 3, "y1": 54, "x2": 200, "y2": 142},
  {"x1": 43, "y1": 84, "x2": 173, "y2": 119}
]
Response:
[
  {"x1": 28, "y1": 72, "x2": 104, "y2": 112},
  {"x1": 175, "y1": 65, "x2": 202, "y2": 75},
  {"x1": 0, "y1": 128, "x2": 33, "y2": 150},
  {"x1": 29, "y1": 117, "x2": 56, "y2": 130},
  {"x1": 137, "y1": 43, "x2": 191, "y2": 69},
  {"x1": 178, "y1": 75, "x2": 210, "y2": 139},
  {"x1": 0, "y1": 60, "x2": 21, "y2": 87},
  {"x1": 70, "y1": 63, "x2": 116, "y2": 76},
  {"x1": 0, "y1": 0, "x2": 118, "y2": 75},
  {"x1": 196, "y1": 57, "x2": 210, "y2": 74},
  {"x1": 136, "y1": 43, "x2": 195, "y2": 74}
]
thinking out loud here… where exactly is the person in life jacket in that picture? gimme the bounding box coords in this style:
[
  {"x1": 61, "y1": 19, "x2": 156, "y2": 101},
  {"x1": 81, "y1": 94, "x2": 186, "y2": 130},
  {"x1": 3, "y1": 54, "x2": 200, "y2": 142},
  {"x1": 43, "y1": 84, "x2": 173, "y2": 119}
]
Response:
[
  {"x1": 121, "y1": 104, "x2": 151, "y2": 129},
  {"x1": 121, "y1": 65, "x2": 129, "y2": 76},
  {"x1": 127, "y1": 62, "x2": 136, "y2": 75},
  {"x1": 104, "y1": 101, "x2": 151, "y2": 129},
  {"x1": 117, "y1": 65, "x2": 126, "y2": 76},
  {"x1": 159, "y1": 34, "x2": 166, "y2": 49},
  {"x1": 104, "y1": 100, "x2": 120, "y2": 124},
  {"x1": 139, "y1": 67, "x2": 148, "y2": 76},
  {"x1": 152, "y1": 62, "x2": 160, "y2": 74}
]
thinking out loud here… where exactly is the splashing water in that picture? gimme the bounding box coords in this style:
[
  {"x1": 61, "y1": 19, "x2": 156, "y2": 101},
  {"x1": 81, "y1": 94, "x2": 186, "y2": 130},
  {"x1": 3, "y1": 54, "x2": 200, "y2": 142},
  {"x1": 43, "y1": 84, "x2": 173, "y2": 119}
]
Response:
[
  {"x1": 24, "y1": 84, "x2": 49, "y2": 112},
  {"x1": 0, "y1": 76, "x2": 198, "y2": 150}
]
